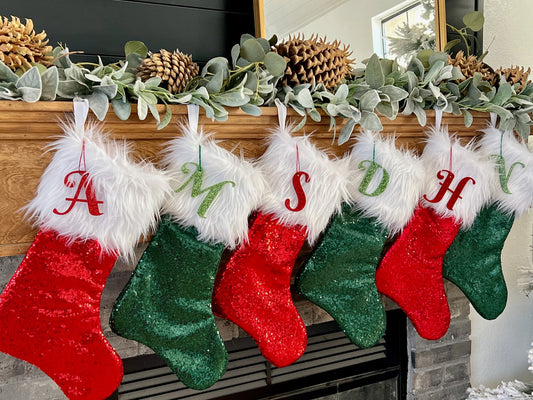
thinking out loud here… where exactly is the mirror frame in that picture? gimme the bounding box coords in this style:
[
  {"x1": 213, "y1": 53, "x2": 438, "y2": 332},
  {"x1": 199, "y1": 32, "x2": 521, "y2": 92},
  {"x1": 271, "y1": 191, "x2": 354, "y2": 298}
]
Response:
[{"x1": 253, "y1": 0, "x2": 447, "y2": 51}]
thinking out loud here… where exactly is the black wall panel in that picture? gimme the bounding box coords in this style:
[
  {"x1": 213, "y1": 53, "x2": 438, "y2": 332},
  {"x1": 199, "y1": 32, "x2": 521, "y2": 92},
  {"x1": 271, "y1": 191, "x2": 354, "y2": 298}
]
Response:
[
  {"x1": 445, "y1": 0, "x2": 484, "y2": 56},
  {"x1": 0, "y1": 0, "x2": 255, "y2": 64}
]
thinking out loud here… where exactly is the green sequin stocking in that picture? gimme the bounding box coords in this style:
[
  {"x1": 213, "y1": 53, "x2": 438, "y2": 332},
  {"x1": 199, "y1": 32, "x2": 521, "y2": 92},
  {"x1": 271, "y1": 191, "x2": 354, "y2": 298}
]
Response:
[
  {"x1": 297, "y1": 203, "x2": 387, "y2": 348},
  {"x1": 443, "y1": 204, "x2": 514, "y2": 320},
  {"x1": 110, "y1": 215, "x2": 228, "y2": 390}
]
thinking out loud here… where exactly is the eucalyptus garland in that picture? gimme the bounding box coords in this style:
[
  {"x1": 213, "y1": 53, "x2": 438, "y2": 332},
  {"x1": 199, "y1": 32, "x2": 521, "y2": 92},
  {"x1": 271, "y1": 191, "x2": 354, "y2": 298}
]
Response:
[{"x1": 0, "y1": 33, "x2": 532, "y2": 143}]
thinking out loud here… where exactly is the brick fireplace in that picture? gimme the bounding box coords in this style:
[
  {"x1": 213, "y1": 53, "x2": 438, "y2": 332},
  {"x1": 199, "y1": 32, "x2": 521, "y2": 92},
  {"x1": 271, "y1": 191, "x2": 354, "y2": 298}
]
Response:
[{"x1": 0, "y1": 245, "x2": 471, "y2": 400}]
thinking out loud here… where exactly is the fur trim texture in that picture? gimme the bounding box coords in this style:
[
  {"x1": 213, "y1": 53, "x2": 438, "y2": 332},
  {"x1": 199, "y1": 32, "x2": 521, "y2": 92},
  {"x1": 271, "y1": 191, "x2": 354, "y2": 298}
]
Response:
[
  {"x1": 258, "y1": 125, "x2": 351, "y2": 244},
  {"x1": 25, "y1": 120, "x2": 171, "y2": 259},
  {"x1": 479, "y1": 125, "x2": 533, "y2": 217},
  {"x1": 349, "y1": 130, "x2": 425, "y2": 234},
  {"x1": 421, "y1": 126, "x2": 494, "y2": 228},
  {"x1": 162, "y1": 123, "x2": 267, "y2": 248}
]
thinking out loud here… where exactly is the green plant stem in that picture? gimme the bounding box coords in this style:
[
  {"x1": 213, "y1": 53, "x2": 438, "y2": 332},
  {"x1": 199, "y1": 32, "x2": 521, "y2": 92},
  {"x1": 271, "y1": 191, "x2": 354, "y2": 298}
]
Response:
[
  {"x1": 447, "y1": 24, "x2": 471, "y2": 57},
  {"x1": 76, "y1": 62, "x2": 100, "y2": 68}
]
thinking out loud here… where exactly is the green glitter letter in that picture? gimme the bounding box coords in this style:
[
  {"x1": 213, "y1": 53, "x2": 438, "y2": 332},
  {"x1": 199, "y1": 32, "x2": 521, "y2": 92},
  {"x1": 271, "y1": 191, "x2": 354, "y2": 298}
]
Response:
[
  {"x1": 494, "y1": 155, "x2": 525, "y2": 195},
  {"x1": 358, "y1": 160, "x2": 390, "y2": 197},
  {"x1": 176, "y1": 162, "x2": 235, "y2": 218}
]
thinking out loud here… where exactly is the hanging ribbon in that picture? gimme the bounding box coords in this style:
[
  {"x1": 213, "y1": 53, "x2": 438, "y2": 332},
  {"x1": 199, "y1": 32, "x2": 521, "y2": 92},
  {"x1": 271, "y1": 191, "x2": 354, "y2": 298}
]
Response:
[
  {"x1": 73, "y1": 97, "x2": 89, "y2": 132},
  {"x1": 435, "y1": 108, "x2": 443, "y2": 132},
  {"x1": 275, "y1": 98, "x2": 287, "y2": 130},
  {"x1": 187, "y1": 104, "x2": 200, "y2": 133}
]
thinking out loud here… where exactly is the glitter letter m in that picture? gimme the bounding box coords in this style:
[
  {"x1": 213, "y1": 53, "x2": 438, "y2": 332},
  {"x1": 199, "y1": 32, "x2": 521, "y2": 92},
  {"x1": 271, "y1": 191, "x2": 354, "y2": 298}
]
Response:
[{"x1": 175, "y1": 162, "x2": 235, "y2": 218}]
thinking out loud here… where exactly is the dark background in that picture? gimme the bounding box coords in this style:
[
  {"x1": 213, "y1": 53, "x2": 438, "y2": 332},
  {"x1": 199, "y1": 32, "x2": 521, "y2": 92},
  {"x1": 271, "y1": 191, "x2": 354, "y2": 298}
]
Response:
[
  {"x1": 446, "y1": 0, "x2": 484, "y2": 56},
  {"x1": 1, "y1": 0, "x2": 482, "y2": 63},
  {"x1": 0, "y1": 0, "x2": 256, "y2": 64}
]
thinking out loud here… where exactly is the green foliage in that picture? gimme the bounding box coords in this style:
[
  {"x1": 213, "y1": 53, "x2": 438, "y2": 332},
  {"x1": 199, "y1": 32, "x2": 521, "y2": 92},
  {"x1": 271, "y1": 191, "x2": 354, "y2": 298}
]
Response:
[
  {"x1": 1, "y1": 33, "x2": 533, "y2": 142},
  {"x1": 446, "y1": 11, "x2": 485, "y2": 57}
]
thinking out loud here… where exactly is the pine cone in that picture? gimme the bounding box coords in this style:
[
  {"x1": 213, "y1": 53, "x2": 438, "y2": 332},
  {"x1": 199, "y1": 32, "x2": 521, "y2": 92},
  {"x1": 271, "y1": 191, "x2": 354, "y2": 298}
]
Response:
[
  {"x1": 275, "y1": 34, "x2": 354, "y2": 90},
  {"x1": 0, "y1": 16, "x2": 53, "y2": 71},
  {"x1": 493, "y1": 66, "x2": 531, "y2": 91},
  {"x1": 448, "y1": 51, "x2": 494, "y2": 82},
  {"x1": 137, "y1": 49, "x2": 199, "y2": 94}
]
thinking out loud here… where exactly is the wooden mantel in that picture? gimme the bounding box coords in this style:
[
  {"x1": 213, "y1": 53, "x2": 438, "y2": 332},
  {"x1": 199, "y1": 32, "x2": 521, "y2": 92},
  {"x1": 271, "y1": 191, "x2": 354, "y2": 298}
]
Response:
[{"x1": 0, "y1": 101, "x2": 489, "y2": 257}]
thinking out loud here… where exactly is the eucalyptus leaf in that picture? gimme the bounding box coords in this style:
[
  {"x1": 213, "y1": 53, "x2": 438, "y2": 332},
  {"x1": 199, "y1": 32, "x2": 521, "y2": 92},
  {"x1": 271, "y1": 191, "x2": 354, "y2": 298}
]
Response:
[
  {"x1": 40, "y1": 66, "x2": 59, "y2": 101},
  {"x1": 376, "y1": 102, "x2": 395, "y2": 119},
  {"x1": 413, "y1": 105, "x2": 427, "y2": 126},
  {"x1": 515, "y1": 120, "x2": 530, "y2": 139},
  {"x1": 57, "y1": 79, "x2": 87, "y2": 98},
  {"x1": 417, "y1": 49, "x2": 433, "y2": 68},
  {"x1": 17, "y1": 67, "x2": 41, "y2": 90},
  {"x1": 212, "y1": 91, "x2": 249, "y2": 107},
  {"x1": 359, "y1": 89, "x2": 381, "y2": 111},
  {"x1": 463, "y1": 11, "x2": 484, "y2": 32},
  {"x1": 231, "y1": 44, "x2": 240, "y2": 66},
  {"x1": 429, "y1": 51, "x2": 449, "y2": 66},
  {"x1": 137, "y1": 97, "x2": 148, "y2": 120},
  {"x1": 202, "y1": 57, "x2": 230, "y2": 78},
  {"x1": 292, "y1": 114, "x2": 307, "y2": 132},
  {"x1": 241, "y1": 39, "x2": 265, "y2": 63},
  {"x1": 0, "y1": 61, "x2": 19, "y2": 83},
  {"x1": 94, "y1": 82, "x2": 118, "y2": 99},
  {"x1": 240, "y1": 33, "x2": 256, "y2": 47},
  {"x1": 360, "y1": 110, "x2": 383, "y2": 131},
  {"x1": 380, "y1": 59, "x2": 394, "y2": 77},
  {"x1": 124, "y1": 41, "x2": 148, "y2": 58},
  {"x1": 486, "y1": 103, "x2": 513, "y2": 119},
  {"x1": 296, "y1": 88, "x2": 314, "y2": 108},
  {"x1": 463, "y1": 110, "x2": 473, "y2": 127},
  {"x1": 332, "y1": 84, "x2": 349, "y2": 104},
  {"x1": 263, "y1": 52, "x2": 286, "y2": 77},
  {"x1": 492, "y1": 82, "x2": 513, "y2": 106},
  {"x1": 446, "y1": 82, "x2": 461, "y2": 97},
  {"x1": 444, "y1": 39, "x2": 461, "y2": 52},
  {"x1": 257, "y1": 37, "x2": 271, "y2": 53},
  {"x1": 339, "y1": 118, "x2": 356, "y2": 145},
  {"x1": 365, "y1": 54, "x2": 385, "y2": 89},
  {"x1": 111, "y1": 98, "x2": 131, "y2": 120},
  {"x1": 158, "y1": 104, "x2": 172, "y2": 130},
  {"x1": 307, "y1": 108, "x2": 321, "y2": 122},
  {"x1": 380, "y1": 85, "x2": 408, "y2": 102},
  {"x1": 53, "y1": 47, "x2": 72, "y2": 69},
  {"x1": 139, "y1": 91, "x2": 158, "y2": 106},
  {"x1": 407, "y1": 57, "x2": 425, "y2": 78},
  {"x1": 423, "y1": 60, "x2": 445, "y2": 84},
  {"x1": 125, "y1": 53, "x2": 142, "y2": 73},
  {"x1": 18, "y1": 87, "x2": 41, "y2": 103},
  {"x1": 144, "y1": 76, "x2": 162, "y2": 88},
  {"x1": 148, "y1": 103, "x2": 160, "y2": 124},
  {"x1": 87, "y1": 92, "x2": 110, "y2": 120},
  {"x1": 240, "y1": 103, "x2": 262, "y2": 116},
  {"x1": 205, "y1": 69, "x2": 224, "y2": 94}
]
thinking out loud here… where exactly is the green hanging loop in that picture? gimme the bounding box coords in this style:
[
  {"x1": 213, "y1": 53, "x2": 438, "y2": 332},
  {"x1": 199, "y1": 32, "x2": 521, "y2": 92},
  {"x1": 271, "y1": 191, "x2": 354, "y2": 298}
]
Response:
[{"x1": 198, "y1": 145, "x2": 203, "y2": 172}]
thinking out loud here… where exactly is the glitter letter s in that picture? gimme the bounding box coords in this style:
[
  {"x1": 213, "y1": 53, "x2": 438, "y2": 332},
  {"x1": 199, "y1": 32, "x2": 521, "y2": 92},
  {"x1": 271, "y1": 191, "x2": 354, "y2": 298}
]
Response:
[{"x1": 285, "y1": 171, "x2": 310, "y2": 212}]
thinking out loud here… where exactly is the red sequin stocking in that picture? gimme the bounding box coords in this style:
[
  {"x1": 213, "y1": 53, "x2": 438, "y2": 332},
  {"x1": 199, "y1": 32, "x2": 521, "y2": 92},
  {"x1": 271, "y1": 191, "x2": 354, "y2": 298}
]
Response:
[
  {"x1": 0, "y1": 229, "x2": 123, "y2": 400},
  {"x1": 212, "y1": 212, "x2": 308, "y2": 367},
  {"x1": 375, "y1": 205, "x2": 460, "y2": 340}
]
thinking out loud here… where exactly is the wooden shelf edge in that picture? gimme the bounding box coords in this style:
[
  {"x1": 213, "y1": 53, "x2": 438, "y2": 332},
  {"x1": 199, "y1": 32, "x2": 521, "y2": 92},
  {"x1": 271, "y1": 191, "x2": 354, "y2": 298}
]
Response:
[{"x1": 0, "y1": 243, "x2": 31, "y2": 257}]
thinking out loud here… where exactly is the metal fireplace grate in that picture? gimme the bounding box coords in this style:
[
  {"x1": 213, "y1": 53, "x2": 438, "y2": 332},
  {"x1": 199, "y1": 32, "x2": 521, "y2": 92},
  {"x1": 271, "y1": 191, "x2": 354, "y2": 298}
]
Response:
[{"x1": 117, "y1": 310, "x2": 407, "y2": 400}]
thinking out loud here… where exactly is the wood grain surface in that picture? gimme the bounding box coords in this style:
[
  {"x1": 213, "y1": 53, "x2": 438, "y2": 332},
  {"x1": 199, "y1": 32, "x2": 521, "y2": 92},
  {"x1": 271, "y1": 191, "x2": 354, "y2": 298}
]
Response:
[{"x1": 0, "y1": 101, "x2": 489, "y2": 256}]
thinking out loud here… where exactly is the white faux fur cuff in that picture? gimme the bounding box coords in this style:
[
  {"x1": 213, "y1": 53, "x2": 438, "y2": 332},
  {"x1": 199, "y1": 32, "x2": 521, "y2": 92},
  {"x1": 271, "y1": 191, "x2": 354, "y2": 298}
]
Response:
[
  {"x1": 25, "y1": 120, "x2": 171, "y2": 258},
  {"x1": 258, "y1": 125, "x2": 351, "y2": 244},
  {"x1": 349, "y1": 130, "x2": 425, "y2": 234},
  {"x1": 479, "y1": 125, "x2": 533, "y2": 217},
  {"x1": 162, "y1": 124, "x2": 266, "y2": 248},
  {"x1": 421, "y1": 126, "x2": 494, "y2": 227}
]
